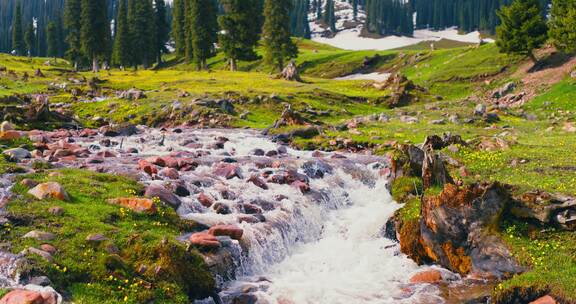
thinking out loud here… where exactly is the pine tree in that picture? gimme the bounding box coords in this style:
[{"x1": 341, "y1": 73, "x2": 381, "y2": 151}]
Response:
[
  {"x1": 154, "y1": 0, "x2": 170, "y2": 65},
  {"x1": 130, "y1": 0, "x2": 156, "y2": 68},
  {"x1": 113, "y1": 0, "x2": 130, "y2": 68},
  {"x1": 81, "y1": 0, "x2": 110, "y2": 72},
  {"x1": 496, "y1": 0, "x2": 547, "y2": 61},
  {"x1": 171, "y1": 0, "x2": 186, "y2": 58},
  {"x1": 262, "y1": 0, "x2": 298, "y2": 72},
  {"x1": 24, "y1": 22, "x2": 35, "y2": 57},
  {"x1": 549, "y1": 0, "x2": 576, "y2": 53},
  {"x1": 218, "y1": 0, "x2": 261, "y2": 71},
  {"x1": 64, "y1": 0, "x2": 82, "y2": 69},
  {"x1": 190, "y1": 0, "x2": 218, "y2": 70},
  {"x1": 323, "y1": 0, "x2": 336, "y2": 32},
  {"x1": 184, "y1": 0, "x2": 193, "y2": 61},
  {"x1": 46, "y1": 21, "x2": 58, "y2": 61},
  {"x1": 11, "y1": 1, "x2": 25, "y2": 56}
]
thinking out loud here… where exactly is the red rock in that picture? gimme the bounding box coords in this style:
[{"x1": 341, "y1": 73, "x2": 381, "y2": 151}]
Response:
[
  {"x1": 108, "y1": 197, "x2": 157, "y2": 214},
  {"x1": 0, "y1": 131, "x2": 22, "y2": 140},
  {"x1": 28, "y1": 182, "x2": 70, "y2": 201},
  {"x1": 138, "y1": 159, "x2": 158, "y2": 176},
  {"x1": 40, "y1": 244, "x2": 57, "y2": 254},
  {"x1": 213, "y1": 163, "x2": 242, "y2": 179},
  {"x1": 291, "y1": 180, "x2": 310, "y2": 193},
  {"x1": 78, "y1": 129, "x2": 97, "y2": 137},
  {"x1": 248, "y1": 175, "x2": 268, "y2": 190},
  {"x1": 208, "y1": 225, "x2": 243, "y2": 240},
  {"x1": 529, "y1": 295, "x2": 557, "y2": 304},
  {"x1": 52, "y1": 149, "x2": 73, "y2": 158},
  {"x1": 159, "y1": 168, "x2": 179, "y2": 179},
  {"x1": 409, "y1": 270, "x2": 442, "y2": 284},
  {"x1": 0, "y1": 289, "x2": 46, "y2": 304},
  {"x1": 96, "y1": 150, "x2": 117, "y2": 158},
  {"x1": 189, "y1": 232, "x2": 220, "y2": 249},
  {"x1": 197, "y1": 193, "x2": 214, "y2": 208}
]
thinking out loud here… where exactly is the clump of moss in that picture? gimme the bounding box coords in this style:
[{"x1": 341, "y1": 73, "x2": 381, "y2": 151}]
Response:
[
  {"x1": 3, "y1": 169, "x2": 214, "y2": 304},
  {"x1": 391, "y1": 176, "x2": 423, "y2": 202}
]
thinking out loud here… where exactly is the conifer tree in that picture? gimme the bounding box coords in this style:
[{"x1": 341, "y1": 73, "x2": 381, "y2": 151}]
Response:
[
  {"x1": 81, "y1": 0, "x2": 110, "y2": 72},
  {"x1": 323, "y1": 0, "x2": 336, "y2": 32},
  {"x1": 46, "y1": 21, "x2": 58, "y2": 61},
  {"x1": 496, "y1": 0, "x2": 547, "y2": 61},
  {"x1": 113, "y1": 0, "x2": 130, "y2": 68},
  {"x1": 190, "y1": 0, "x2": 218, "y2": 70},
  {"x1": 11, "y1": 1, "x2": 25, "y2": 56},
  {"x1": 549, "y1": 0, "x2": 576, "y2": 53},
  {"x1": 24, "y1": 22, "x2": 35, "y2": 57},
  {"x1": 154, "y1": 0, "x2": 169, "y2": 65},
  {"x1": 130, "y1": 0, "x2": 155, "y2": 68},
  {"x1": 218, "y1": 0, "x2": 261, "y2": 71},
  {"x1": 184, "y1": 0, "x2": 193, "y2": 61},
  {"x1": 171, "y1": 0, "x2": 186, "y2": 58},
  {"x1": 64, "y1": 0, "x2": 82, "y2": 69},
  {"x1": 262, "y1": 0, "x2": 298, "y2": 72}
]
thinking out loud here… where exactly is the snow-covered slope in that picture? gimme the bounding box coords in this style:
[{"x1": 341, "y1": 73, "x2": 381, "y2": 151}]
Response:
[{"x1": 310, "y1": 0, "x2": 491, "y2": 51}]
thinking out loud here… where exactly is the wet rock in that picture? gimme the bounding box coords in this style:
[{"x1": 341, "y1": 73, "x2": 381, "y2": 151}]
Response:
[
  {"x1": 247, "y1": 175, "x2": 268, "y2": 190},
  {"x1": 250, "y1": 149, "x2": 265, "y2": 156},
  {"x1": 242, "y1": 203, "x2": 263, "y2": 214},
  {"x1": 78, "y1": 128, "x2": 97, "y2": 137},
  {"x1": 208, "y1": 225, "x2": 243, "y2": 240},
  {"x1": 529, "y1": 295, "x2": 557, "y2": 304},
  {"x1": 213, "y1": 163, "x2": 243, "y2": 179},
  {"x1": 302, "y1": 160, "x2": 333, "y2": 179},
  {"x1": 159, "y1": 168, "x2": 179, "y2": 180},
  {"x1": 197, "y1": 193, "x2": 215, "y2": 208},
  {"x1": 100, "y1": 124, "x2": 138, "y2": 137},
  {"x1": 144, "y1": 184, "x2": 182, "y2": 209},
  {"x1": 291, "y1": 180, "x2": 310, "y2": 193},
  {"x1": 174, "y1": 185, "x2": 190, "y2": 197},
  {"x1": 3, "y1": 148, "x2": 31, "y2": 161},
  {"x1": 190, "y1": 232, "x2": 220, "y2": 249},
  {"x1": 138, "y1": 159, "x2": 158, "y2": 176},
  {"x1": 409, "y1": 269, "x2": 442, "y2": 284},
  {"x1": 213, "y1": 203, "x2": 231, "y2": 215},
  {"x1": 107, "y1": 198, "x2": 157, "y2": 214},
  {"x1": 265, "y1": 150, "x2": 278, "y2": 157},
  {"x1": 28, "y1": 182, "x2": 70, "y2": 201},
  {"x1": 23, "y1": 230, "x2": 56, "y2": 241},
  {"x1": 0, "y1": 289, "x2": 53, "y2": 304},
  {"x1": 419, "y1": 183, "x2": 522, "y2": 278}
]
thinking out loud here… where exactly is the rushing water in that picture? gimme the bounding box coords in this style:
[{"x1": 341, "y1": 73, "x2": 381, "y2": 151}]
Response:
[{"x1": 1, "y1": 127, "x2": 448, "y2": 303}]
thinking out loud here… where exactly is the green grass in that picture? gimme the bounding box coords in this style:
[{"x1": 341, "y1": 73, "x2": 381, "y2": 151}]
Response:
[
  {"x1": 525, "y1": 78, "x2": 576, "y2": 113},
  {"x1": 494, "y1": 221, "x2": 576, "y2": 302},
  {"x1": 2, "y1": 169, "x2": 213, "y2": 303}
]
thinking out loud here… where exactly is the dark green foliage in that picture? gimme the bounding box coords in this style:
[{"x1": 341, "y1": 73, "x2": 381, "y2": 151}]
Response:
[
  {"x1": 128, "y1": 0, "x2": 156, "y2": 68},
  {"x1": 112, "y1": 0, "x2": 130, "y2": 67},
  {"x1": 263, "y1": 0, "x2": 299, "y2": 72},
  {"x1": 46, "y1": 21, "x2": 58, "y2": 59},
  {"x1": 366, "y1": 0, "x2": 413, "y2": 37},
  {"x1": 290, "y1": 0, "x2": 311, "y2": 39},
  {"x1": 496, "y1": 0, "x2": 547, "y2": 61},
  {"x1": 24, "y1": 22, "x2": 35, "y2": 57},
  {"x1": 218, "y1": 0, "x2": 261, "y2": 71},
  {"x1": 548, "y1": 0, "x2": 576, "y2": 53},
  {"x1": 190, "y1": 0, "x2": 218, "y2": 70},
  {"x1": 323, "y1": 0, "x2": 336, "y2": 33},
  {"x1": 154, "y1": 0, "x2": 169, "y2": 64},
  {"x1": 171, "y1": 0, "x2": 186, "y2": 58},
  {"x1": 81, "y1": 0, "x2": 110, "y2": 71},
  {"x1": 64, "y1": 0, "x2": 83, "y2": 67},
  {"x1": 11, "y1": 1, "x2": 25, "y2": 56}
]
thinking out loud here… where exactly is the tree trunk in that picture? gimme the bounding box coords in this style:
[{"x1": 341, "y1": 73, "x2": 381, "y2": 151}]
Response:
[
  {"x1": 230, "y1": 58, "x2": 237, "y2": 71},
  {"x1": 92, "y1": 57, "x2": 99, "y2": 73},
  {"x1": 278, "y1": 58, "x2": 284, "y2": 73},
  {"x1": 157, "y1": 52, "x2": 162, "y2": 66}
]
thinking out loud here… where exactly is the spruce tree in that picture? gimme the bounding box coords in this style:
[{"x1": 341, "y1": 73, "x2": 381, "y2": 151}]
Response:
[
  {"x1": 64, "y1": 0, "x2": 82, "y2": 69},
  {"x1": 549, "y1": 0, "x2": 576, "y2": 53},
  {"x1": 171, "y1": 0, "x2": 186, "y2": 58},
  {"x1": 323, "y1": 0, "x2": 336, "y2": 32},
  {"x1": 113, "y1": 0, "x2": 130, "y2": 68},
  {"x1": 262, "y1": 0, "x2": 298, "y2": 72},
  {"x1": 131, "y1": 0, "x2": 155, "y2": 68},
  {"x1": 496, "y1": 0, "x2": 547, "y2": 61},
  {"x1": 184, "y1": 0, "x2": 193, "y2": 61},
  {"x1": 190, "y1": 0, "x2": 218, "y2": 70},
  {"x1": 24, "y1": 22, "x2": 35, "y2": 57},
  {"x1": 81, "y1": 0, "x2": 110, "y2": 72},
  {"x1": 154, "y1": 0, "x2": 169, "y2": 65},
  {"x1": 11, "y1": 1, "x2": 25, "y2": 56},
  {"x1": 46, "y1": 21, "x2": 58, "y2": 61},
  {"x1": 218, "y1": 0, "x2": 261, "y2": 71}
]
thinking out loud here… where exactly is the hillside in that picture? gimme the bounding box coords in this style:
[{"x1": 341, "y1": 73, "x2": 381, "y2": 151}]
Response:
[{"x1": 1, "y1": 37, "x2": 576, "y2": 304}]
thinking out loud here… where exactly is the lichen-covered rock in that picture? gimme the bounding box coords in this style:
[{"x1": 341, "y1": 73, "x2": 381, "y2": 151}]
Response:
[
  {"x1": 419, "y1": 183, "x2": 522, "y2": 278},
  {"x1": 28, "y1": 182, "x2": 70, "y2": 201},
  {"x1": 107, "y1": 197, "x2": 157, "y2": 214}
]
